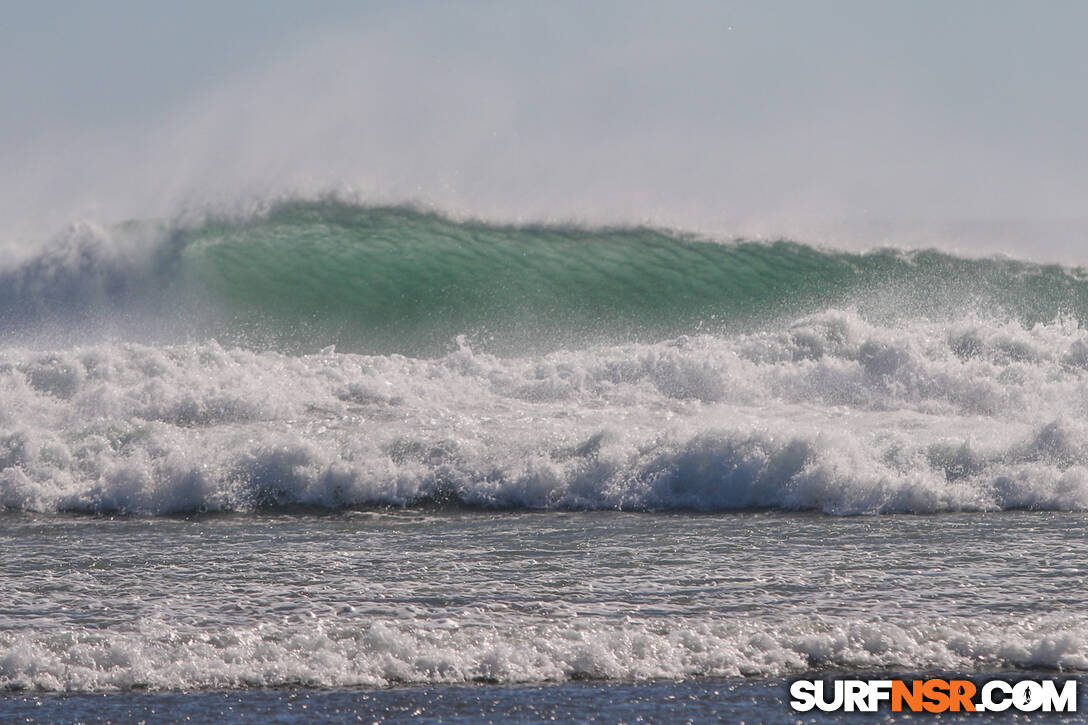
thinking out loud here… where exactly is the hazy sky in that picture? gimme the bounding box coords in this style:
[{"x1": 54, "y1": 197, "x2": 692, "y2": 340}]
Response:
[{"x1": 2, "y1": 1, "x2": 1087, "y2": 258}]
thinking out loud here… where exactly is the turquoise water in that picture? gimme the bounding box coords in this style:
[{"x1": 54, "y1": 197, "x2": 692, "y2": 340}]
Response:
[{"x1": 3, "y1": 200, "x2": 1087, "y2": 354}]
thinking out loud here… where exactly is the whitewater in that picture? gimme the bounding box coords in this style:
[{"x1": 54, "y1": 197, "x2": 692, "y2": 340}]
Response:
[
  {"x1": 3, "y1": 200, "x2": 1088, "y2": 517},
  {"x1": 2, "y1": 200, "x2": 1087, "y2": 721}
]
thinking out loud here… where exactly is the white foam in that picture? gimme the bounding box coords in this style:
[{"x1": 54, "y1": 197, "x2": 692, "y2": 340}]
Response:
[
  {"x1": 1, "y1": 613, "x2": 1084, "y2": 691},
  {"x1": 3, "y1": 311, "x2": 1088, "y2": 515}
]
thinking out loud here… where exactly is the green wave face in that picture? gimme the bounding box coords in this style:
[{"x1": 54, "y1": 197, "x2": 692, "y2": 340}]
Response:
[
  {"x1": 6, "y1": 200, "x2": 1088, "y2": 355},
  {"x1": 176, "y1": 202, "x2": 864, "y2": 353},
  {"x1": 173, "y1": 201, "x2": 1087, "y2": 354}
]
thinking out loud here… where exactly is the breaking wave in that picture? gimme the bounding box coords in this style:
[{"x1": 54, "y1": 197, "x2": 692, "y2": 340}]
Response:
[
  {"x1": 3, "y1": 311, "x2": 1088, "y2": 515},
  {"x1": 2, "y1": 199, "x2": 1087, "y2": 354}
]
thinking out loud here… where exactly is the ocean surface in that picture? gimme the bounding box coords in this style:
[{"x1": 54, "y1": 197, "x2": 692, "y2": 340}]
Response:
[{"x1": 2, "y1": 200, "x2": 1087, "y2": 722}]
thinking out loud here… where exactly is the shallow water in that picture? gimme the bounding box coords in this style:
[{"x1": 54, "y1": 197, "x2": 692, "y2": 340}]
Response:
[
  {"x1": 4, "y1": 675, "x2": 1087, "y2": 724},
  {"x1": 1, "y1": 510, "x2": 1084, "y2": 700}
]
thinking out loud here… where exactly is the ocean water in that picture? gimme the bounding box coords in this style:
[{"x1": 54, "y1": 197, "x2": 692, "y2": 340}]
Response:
[
  {"x1": 2, "y1": 512, "x2": 1086, "y2": 722},
  {"x1": 2, "y1": 201, "x2": 1087, "y2": 721}
]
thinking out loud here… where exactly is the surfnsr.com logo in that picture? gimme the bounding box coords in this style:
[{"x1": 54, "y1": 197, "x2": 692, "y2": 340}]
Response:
[{"x1": 790, "y1": 678, "x2": 1077, "y2": 713}]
